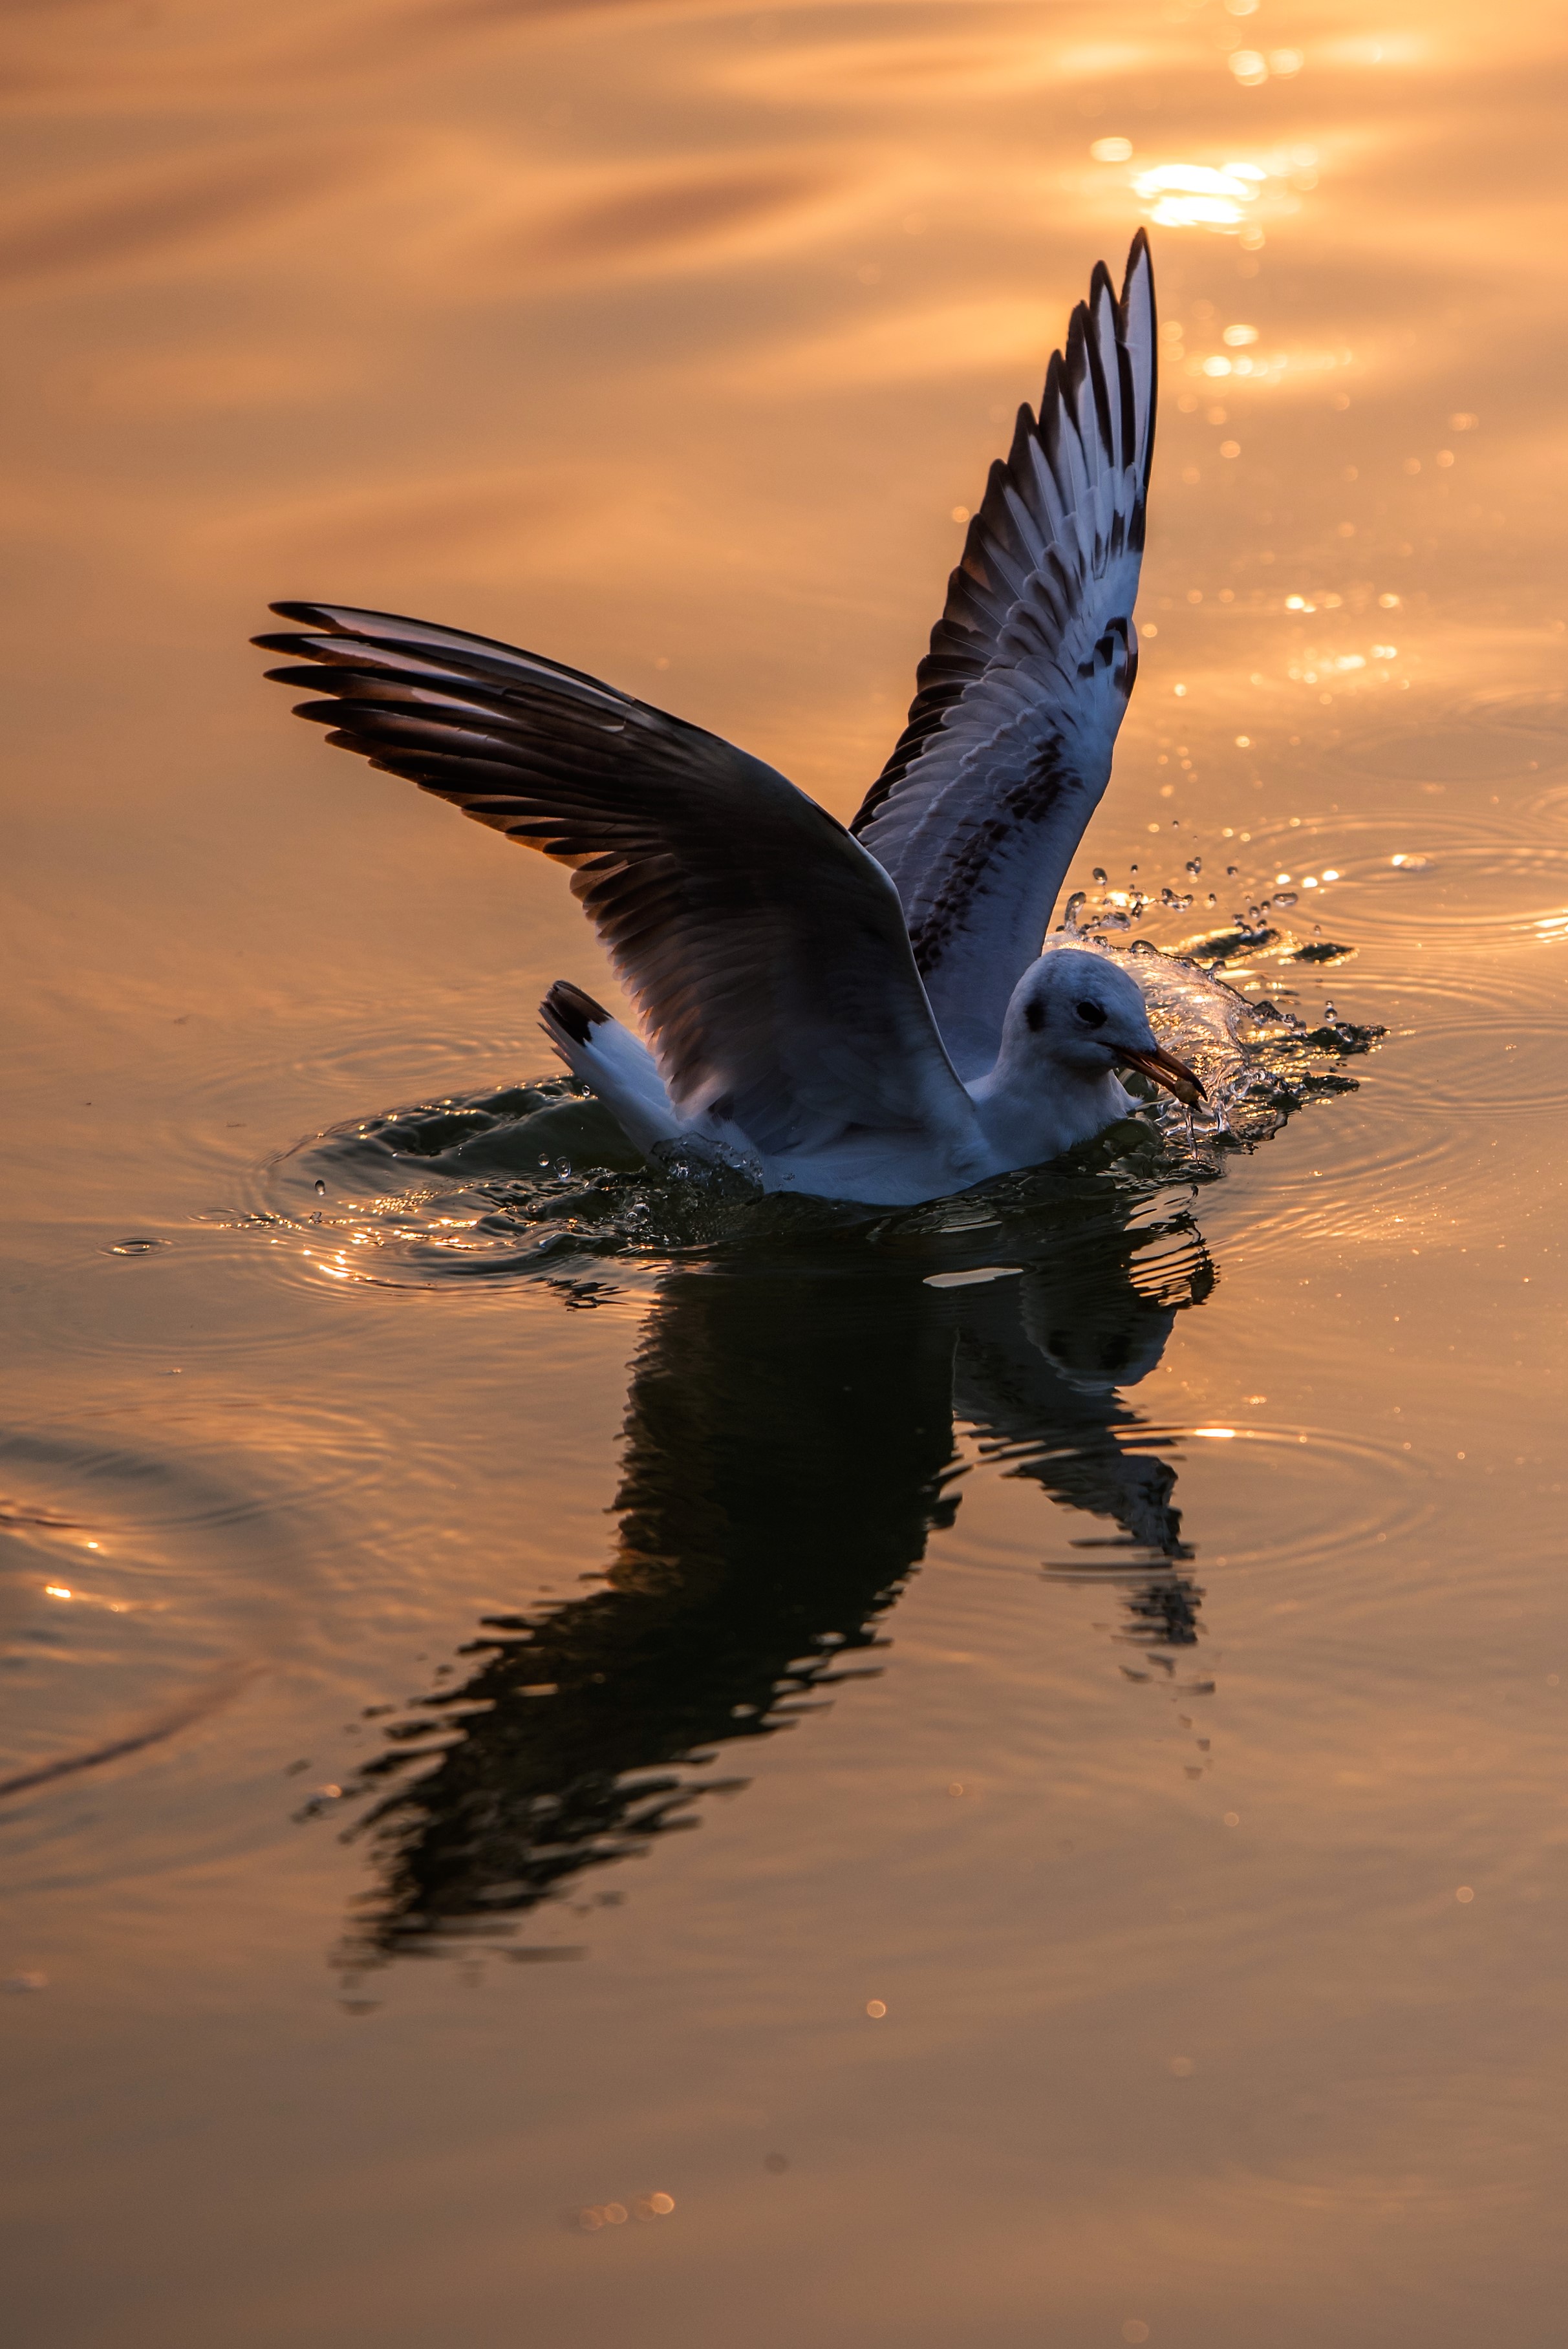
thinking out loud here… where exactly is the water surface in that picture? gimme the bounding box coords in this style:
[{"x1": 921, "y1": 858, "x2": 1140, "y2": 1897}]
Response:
[{"x1": 4, "y1": 4, "x2": 1568, "y2": 2344}]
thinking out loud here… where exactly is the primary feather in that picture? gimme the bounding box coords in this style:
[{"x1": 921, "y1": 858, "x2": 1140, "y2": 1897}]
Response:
[
  {"x1": 257, "y1": 603, "x2": 976, "y2": 1164},
  {"x1": 852, "y1": 231, "x2": 1155, "y2": 1077}
]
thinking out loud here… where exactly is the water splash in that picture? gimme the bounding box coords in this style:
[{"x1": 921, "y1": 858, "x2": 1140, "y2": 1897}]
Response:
[
  {"x1": 1051, "y1": 903, "x2": 1381, "y2": 1152},
  {"x1": 236, "y1": 928, "x2": 1378, "y2": 1295}
]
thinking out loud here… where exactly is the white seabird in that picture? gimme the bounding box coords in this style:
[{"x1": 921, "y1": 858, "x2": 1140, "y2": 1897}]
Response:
[{"x1": 257, "y1": 231, "x2": 1197, "y2": 1207}]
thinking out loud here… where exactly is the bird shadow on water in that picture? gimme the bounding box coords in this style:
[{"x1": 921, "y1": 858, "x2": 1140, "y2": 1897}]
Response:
[{"x1": 309, "y1": 1171, "x2": 1216, "y2": 1979}]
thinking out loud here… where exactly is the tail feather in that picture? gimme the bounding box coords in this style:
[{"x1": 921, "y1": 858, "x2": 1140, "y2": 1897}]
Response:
[
  {"x1": 538, "y1": 982, "x2": 681, "y2": 1160},
  {"x1": 541, "y1": 978, "x2": 612, "y2": 1053}
]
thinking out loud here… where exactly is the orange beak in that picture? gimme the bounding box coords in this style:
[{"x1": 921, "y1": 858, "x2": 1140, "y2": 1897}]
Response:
[{"x1": 1117, "y1": 1044, "x2": 1205, "y2": 1106}]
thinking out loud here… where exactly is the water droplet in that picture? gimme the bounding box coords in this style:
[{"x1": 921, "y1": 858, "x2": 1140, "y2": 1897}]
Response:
[
  {"x1": 1092, "y1": 866, "x2": 1108, "y2": 885},
  {"x1": 314, "y1": 1179, "x2": 326, "y2": 1197},
  {"x1": 1274, "y1": 890, "x2": 1298, "y2": 908},
  {"x1": 1186, "y1": 857, "x2": 1202, "y2": 875}
]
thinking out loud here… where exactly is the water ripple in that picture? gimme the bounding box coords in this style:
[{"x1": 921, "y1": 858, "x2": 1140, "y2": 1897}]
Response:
[{"x1": 0, "y1": 1426, "x2": 312, "y2": 1804}]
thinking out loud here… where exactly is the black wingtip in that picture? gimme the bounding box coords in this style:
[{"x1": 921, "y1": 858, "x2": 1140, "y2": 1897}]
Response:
[{"x1": 541, "y1": 979, "x2": 611, "y2": 1047}]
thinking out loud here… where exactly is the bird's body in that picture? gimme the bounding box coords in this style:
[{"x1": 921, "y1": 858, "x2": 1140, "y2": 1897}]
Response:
[
  {"x1": 539, "y1": 950, "x2": 1174, "y2": 1207},
  {"x1": 258, "y1": 233, "x2": 1199, "y2": 1206}
]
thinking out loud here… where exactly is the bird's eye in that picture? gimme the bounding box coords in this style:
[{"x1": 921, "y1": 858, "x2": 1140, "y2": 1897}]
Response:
[{"x1": 1074, "y1": 998, "x2": 1108, "y2": 1028}]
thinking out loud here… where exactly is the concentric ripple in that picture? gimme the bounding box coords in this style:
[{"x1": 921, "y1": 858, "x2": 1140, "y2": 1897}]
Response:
[
  {"x1": 1371, "y1": 1018, "x2": 1568, "y2": 1121},
  {"x1": 0, "y1": 1428, "x2": 308, "y2": 1803},
  {"x1": 1335, "y1": 702, "x2": 1568, "y2": 784},
  {"x1": 1031, "y1": 1419, "x2": 1432, "y2": 1583}
]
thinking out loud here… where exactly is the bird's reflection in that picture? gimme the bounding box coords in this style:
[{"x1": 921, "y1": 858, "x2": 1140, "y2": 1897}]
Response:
[{"x1": 336, "y1": 1196, "x2": 1212, "y2": 1968}]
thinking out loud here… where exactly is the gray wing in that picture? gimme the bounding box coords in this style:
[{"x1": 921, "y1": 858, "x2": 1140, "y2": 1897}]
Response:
[
  {"x1": 852, "y1": 232, "x2": 1156, "y2": 1078},
  {"x1": 257, "y1": 603, "x2": 974, "y2": 1161}
]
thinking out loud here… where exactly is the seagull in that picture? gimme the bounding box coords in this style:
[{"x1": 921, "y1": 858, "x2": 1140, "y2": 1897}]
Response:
[{"x1": 257, "y1": 230, "x2": 1199, "y2": 1207}]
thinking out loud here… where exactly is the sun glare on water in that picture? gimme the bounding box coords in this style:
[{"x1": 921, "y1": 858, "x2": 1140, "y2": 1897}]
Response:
[{"x1": 1133, "y1": 160, "x2": 1267, "y2": 229}]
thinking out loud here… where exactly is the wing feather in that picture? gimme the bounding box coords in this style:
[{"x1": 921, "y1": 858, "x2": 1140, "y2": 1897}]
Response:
[
  {"x1": 257, "y1": 603, "x2": 974, "y2": 1161},
  {"x1": 854, "y1": 233, "x2": 1156, "y2": 1077}
]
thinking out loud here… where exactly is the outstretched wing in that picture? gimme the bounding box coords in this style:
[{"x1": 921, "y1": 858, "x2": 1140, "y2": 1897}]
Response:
[
  {"x1": 852, "y1": 232, "x2": 1156, "y2": 1078},
  {"x1": 256, "y1": 603, "x2": 974, "y2": 1161}
]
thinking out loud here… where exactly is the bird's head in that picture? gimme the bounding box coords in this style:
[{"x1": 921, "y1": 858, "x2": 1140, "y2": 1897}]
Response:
[{"x1": 1005, "y1": 948, "x2": 1203, "y2": 1104}]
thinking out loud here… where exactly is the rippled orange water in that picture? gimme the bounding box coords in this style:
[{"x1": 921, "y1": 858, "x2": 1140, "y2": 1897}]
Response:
[{"x1": 4, "y1": 5, "x2": 1568, "y2": 2344}]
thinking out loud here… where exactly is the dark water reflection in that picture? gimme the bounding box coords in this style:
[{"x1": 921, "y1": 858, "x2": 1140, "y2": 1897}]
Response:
[{"x1": 341, "y1": 1208, "x2": 1208, "y2": 1964}]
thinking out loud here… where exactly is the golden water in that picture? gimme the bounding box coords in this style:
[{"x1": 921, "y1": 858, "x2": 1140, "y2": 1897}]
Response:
[{"x1": 4, "y1": 4, "x2": 1567, "y2": 2343}]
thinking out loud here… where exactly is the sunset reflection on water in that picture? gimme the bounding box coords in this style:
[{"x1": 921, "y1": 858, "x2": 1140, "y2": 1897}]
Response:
[{"x1": 5, "y1": 4, "x2": 1568, "y2": 2346}]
